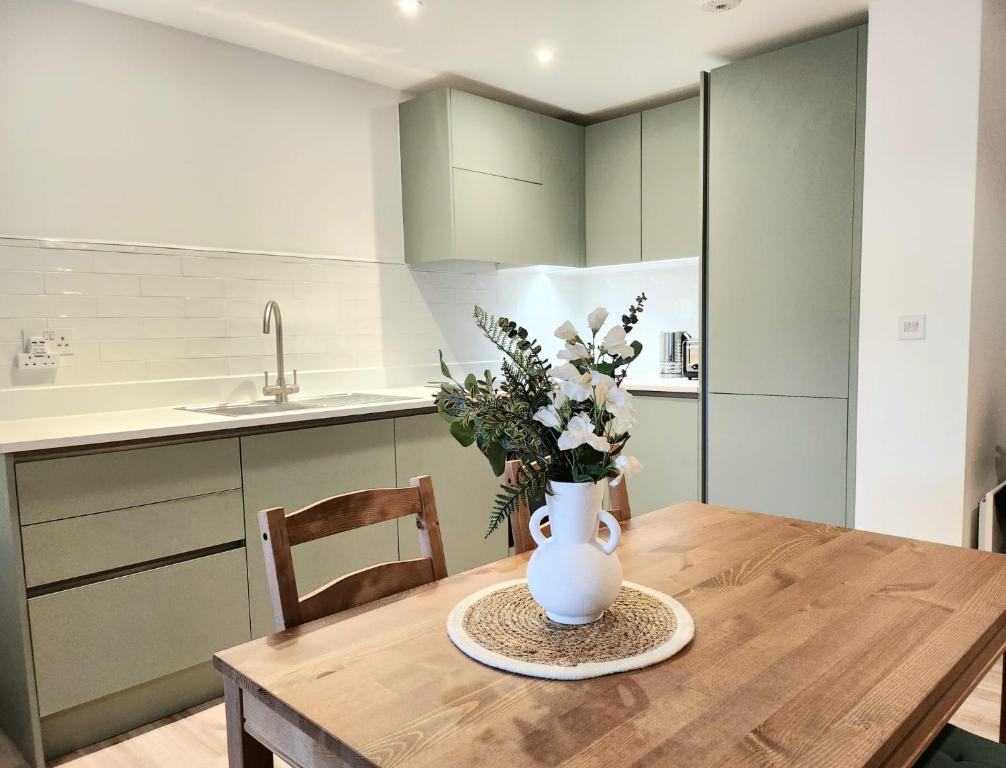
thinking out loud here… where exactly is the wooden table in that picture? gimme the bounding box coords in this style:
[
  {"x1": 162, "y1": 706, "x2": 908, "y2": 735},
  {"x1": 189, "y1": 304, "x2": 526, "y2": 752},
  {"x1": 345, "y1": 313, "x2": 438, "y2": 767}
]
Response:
[{"x1": 214, "y1": 503, "x2": 1006, "y2": 768}]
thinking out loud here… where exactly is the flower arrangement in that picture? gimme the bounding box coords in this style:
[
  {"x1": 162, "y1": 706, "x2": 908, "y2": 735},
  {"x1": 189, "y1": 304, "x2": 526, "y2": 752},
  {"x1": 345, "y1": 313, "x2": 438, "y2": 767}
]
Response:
[{"x1": 435, "y1": 294, "x2": 647, "y2": 535}]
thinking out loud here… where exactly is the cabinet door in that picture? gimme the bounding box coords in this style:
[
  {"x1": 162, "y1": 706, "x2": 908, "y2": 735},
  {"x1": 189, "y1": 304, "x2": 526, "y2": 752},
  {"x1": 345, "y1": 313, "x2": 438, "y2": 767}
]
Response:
[
  {"x1": 453, "y1": 168, "x2": 545, "y2": 264},
  {"x1": 706, "y1": 394, "x2": 848, "y2": 526},
  {"x1": 540, "y1": 116, "x2": 584, "y2": 267},
  {"x1": 642, "y1": 98, "x2": 700, "y2": 261},
  {"x1": 394, "y1": 414, "x2": 508, "y2": 574},
  {"x1": 707, "y1": 28, "x2": 859, "y2": 398},
  {"x1": 450, "y1": 89, "x2": 542, "y2": 183},
  {"x1": 585, "y1": 113, "x2": 641, "y2": 266},
  {"x1": 241, "y1": 421, "x2": 398, "y2": 637},
  {"x1": 622, "y1": 395, "x2": 699, "y2": 516}
]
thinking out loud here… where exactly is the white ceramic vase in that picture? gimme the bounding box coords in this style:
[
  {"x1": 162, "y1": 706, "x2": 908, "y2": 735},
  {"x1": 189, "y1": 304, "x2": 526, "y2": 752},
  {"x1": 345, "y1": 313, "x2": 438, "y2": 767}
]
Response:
[{"x1": 526, "y1": 480, "x2": 623, "y2": 625}]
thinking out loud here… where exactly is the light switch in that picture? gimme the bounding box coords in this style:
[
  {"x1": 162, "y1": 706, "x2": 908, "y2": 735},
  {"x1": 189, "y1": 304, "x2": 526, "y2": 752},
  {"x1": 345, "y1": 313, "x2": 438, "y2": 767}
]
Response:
[{"x1": 898, "y1": 315, "x2": 926, "y2": 340}]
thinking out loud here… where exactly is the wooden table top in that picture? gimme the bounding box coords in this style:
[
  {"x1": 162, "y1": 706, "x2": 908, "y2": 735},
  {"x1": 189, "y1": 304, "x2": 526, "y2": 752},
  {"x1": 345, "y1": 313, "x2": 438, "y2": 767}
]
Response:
[{"x1": 215, "y1": 502, "x2": 1006, "y2": 768}]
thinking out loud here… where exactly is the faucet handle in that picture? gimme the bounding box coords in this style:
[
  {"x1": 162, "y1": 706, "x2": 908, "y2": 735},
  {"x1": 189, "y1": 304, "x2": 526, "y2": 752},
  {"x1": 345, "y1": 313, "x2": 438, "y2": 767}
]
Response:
[
  {"x1": 263, "y1": 371, "x2": 270, "y2": 388},
  {"x1": 293, "y1": 369, "x2": 298, "y2": 386}
]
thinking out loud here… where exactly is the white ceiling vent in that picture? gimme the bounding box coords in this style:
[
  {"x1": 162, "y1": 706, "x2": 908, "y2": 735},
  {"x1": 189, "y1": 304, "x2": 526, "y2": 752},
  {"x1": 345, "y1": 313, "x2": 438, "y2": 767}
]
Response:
[{"x1": 701, "y1": 0, "x2": 743, "y2": 11}]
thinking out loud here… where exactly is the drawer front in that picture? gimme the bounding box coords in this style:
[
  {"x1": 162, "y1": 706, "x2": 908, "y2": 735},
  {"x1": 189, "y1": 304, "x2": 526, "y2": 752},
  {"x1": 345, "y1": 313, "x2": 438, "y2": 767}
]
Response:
[
  {"x1": 450, "y1": 89, "x2": 542, "y2": 183},
  {"x1": 22, "y1": 490, "x2": 244, "y2": 588},
  {"x1": 17, "y1": 439, "x2": 241, "y2": 525},
  {"x1": 29, "y1": 548, "x2": 250, "y2": 716}
]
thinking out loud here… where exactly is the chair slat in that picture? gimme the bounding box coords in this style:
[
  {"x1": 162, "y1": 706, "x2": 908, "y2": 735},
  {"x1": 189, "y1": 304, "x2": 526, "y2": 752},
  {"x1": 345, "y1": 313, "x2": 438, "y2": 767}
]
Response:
[
  {"x1": 258, "y1": 475, "x2": 447, "y2": 631},
  {"x1": 285, "y1": 487, "x2": 422, "y2": 546},
  {"x1": 297, "y1": 558, "x2": 436, "y2": 624}
]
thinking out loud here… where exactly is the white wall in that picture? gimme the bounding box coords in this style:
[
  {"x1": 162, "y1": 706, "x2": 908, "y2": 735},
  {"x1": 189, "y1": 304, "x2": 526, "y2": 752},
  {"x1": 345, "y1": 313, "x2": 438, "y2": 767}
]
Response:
[
  {"x1": 964, "y1": 1, "x2": 1006, "y2": 543},
  {"x1": 0, "y1": 0, "x2": 405, "y2": 260},
  {"x1": 856, "y1": 0, "x2": 1003, "y2": 545}
]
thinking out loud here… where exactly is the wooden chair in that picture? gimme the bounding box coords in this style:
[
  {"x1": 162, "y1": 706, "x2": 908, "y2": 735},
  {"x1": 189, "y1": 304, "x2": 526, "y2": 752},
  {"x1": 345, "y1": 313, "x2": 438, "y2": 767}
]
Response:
[
  {"x1": 258, "y1": 475, "x2": 448, "y2": 631},
  {"x1": 504, "y1": 459, "x2": 631, "y2": 555}
]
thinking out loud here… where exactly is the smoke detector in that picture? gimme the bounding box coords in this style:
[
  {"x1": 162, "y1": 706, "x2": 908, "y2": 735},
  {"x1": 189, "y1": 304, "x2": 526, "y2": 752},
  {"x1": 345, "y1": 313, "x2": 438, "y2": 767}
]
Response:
[{"x1": 702, "y1": 0, "x2": 742, "y2": 11}]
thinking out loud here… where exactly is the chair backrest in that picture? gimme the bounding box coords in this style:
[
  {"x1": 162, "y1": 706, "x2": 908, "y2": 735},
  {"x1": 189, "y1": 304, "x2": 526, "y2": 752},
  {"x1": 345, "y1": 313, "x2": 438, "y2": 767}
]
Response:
[
  {"x1": 259, "y1": 475, "x2": 448, "y2": 631},
  {"x1": 504, "y1": 459, "x2": 631, "y2": 555}
]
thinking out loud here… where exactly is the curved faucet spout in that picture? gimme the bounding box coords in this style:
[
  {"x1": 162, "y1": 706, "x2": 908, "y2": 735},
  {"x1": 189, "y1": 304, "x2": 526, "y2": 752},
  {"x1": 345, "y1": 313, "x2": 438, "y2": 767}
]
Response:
[{"x1": 262, "y1": 300, "x2": 297, "y2": 402}]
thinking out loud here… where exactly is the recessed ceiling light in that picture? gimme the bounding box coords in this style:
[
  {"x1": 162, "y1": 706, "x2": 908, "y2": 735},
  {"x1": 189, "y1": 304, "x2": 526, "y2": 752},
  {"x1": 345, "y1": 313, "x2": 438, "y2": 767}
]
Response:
[
  {"x1": 397, "y1": 0, "x2": 422, "y2": 14},
  {"x1": 701, "y1": 0, "x2": 742, "y2": 11},
  {"x1": 535, "y1": 49, "x2": 555, "y2": 64}
]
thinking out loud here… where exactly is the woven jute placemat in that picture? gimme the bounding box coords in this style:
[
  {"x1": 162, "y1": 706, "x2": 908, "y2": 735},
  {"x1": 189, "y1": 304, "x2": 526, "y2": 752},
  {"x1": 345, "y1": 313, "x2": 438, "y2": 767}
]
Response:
[{"x1": 446, "y1": 579, "x2": 694, "y2": 680}]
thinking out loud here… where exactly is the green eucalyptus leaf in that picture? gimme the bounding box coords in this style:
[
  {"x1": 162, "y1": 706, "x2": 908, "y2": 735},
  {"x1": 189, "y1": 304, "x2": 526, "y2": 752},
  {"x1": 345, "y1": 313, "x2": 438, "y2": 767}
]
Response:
[
  {"x1": 482, "y1": 439, "x2": 506, "y2": 477},
  {"x1": 464, "y1": 373, "x2": 478, "y2": 393},
  {"x1": 439, "y1": 350, "x2": 452, "y2": 379},
  {"x1": 449, "y1": 420, "x2": 475, "y2": 447}
]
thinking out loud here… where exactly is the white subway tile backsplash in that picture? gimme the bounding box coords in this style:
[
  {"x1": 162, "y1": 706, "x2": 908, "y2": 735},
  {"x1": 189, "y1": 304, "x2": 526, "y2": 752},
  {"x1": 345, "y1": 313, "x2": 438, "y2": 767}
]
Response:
[
  {"x1": 98, "y1": 296, "x2": 186, "y2": 317},
  {"x1": 144, "y1": 317, "x2": 228, "y2": 339},
  {"x1": 0, "y1": 241, "x2": 698, "y2": 388},
  {"x1": 1, "y1": 272, "x2": 43, "y2": 294},
  {"x1": 141, "y1": 275, "x2": 225, "y2": 297},
  {"x1": 0, "y1": 247, "x2": 94, "y2": 273},
  {"x1": 0, "y1": 295, "x2": 96, "y2": 318},
  {"x1": 93, "y1": 251, "x2": 182, "y2": 275},
  {"x1": 45, "y1": 272, "x2": 140, "y2": 296}
]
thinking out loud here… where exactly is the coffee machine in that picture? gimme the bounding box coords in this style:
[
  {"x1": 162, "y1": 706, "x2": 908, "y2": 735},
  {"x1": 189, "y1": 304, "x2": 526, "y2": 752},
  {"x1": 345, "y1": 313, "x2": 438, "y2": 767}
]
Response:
[{"x1": 660, "y1": 331, "x2": 692, "y2": 377}]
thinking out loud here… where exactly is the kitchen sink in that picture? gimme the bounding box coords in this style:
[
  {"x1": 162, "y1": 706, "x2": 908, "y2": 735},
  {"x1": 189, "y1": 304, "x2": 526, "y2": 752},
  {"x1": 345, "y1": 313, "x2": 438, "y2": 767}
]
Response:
[{"x1": 180, "y1": 392, "x2": 419, "y2": 418}]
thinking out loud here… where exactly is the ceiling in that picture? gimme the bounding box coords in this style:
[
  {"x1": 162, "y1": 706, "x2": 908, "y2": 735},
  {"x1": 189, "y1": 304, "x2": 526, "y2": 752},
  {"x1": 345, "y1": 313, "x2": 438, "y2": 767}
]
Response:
[{"x1": 74, "y1": 0, "x2": 868, "y2": 121}]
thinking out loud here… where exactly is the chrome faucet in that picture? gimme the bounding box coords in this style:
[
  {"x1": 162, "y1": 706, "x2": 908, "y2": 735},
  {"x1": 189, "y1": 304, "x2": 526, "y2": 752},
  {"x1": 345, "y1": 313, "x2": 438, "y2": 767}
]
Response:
[{"x1": 262, "y1": 300, "x2": 299, "y2": 403}]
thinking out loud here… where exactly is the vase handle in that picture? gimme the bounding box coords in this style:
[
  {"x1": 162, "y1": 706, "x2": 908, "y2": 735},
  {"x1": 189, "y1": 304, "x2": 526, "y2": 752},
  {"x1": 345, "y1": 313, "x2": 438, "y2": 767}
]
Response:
[
  {"x1": 529, "y1": 505, "x2": 551, "y2": 548},
  {"x1": 598, "y1": 510, "x2": 621, "y2": 555}
]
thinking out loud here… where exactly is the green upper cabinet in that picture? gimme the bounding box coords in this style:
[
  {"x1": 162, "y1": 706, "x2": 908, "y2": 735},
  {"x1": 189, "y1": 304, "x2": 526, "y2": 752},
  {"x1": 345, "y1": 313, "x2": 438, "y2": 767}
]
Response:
[
  {"x1": 585, "y1": 113, "x2": 641, "y2": 266},
  {"x1": 707, "y1": 28, "x2": 861, "y2": 398},
  {"x1": 450, "y1": 90, "x2": 542, "y2": 182},
  {"x1": 399, "y1": 87, "x2": 582, "y2": 267},
  {"x1": 642, "y1": 97, "x2": 701, "y2": 261}
]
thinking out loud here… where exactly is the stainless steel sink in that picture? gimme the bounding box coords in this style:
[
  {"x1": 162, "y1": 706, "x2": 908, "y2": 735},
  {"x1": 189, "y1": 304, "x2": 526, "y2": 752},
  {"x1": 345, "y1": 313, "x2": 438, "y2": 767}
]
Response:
[{"x1": 180, "y1": 392, "x2": 419, "y2": 418}]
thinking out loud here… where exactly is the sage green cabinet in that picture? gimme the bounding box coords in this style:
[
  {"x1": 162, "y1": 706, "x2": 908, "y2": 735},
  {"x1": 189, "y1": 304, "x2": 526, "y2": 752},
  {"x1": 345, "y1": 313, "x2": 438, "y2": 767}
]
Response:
[
  {"x1": 21, "y1": 489, "x2": 243, "y2": 588},
  {"x1": 706, "y1": 394, "x2": 849, "y2": 526},
  {"x1": 623, "y1": 395, "x2": 699, "y2": 515},
  {"x1": 28, "y1": 548, "x2": 249, "y2": 717},
  {"x1": 705, "y1": 26, "x2": 866, "y2": 527},
  {"x1": 707, "y1": 28, "x2": 861, "y2": 399},
  {"x1": 16, "y1": 438, "x2": 240, "y2": 525},
  {"x1": 240, "y1": 421, "x2": 399, "y2": 637},
  {"x1": 450, "y1": 89, "x2": 542, "y2": 182},
  {"x1": 642, "y1": 98, "x2": 701, "y2": 261},
  {"x1": 394, "y1": 413, "x2": 508, "y2": 573},
  {"x1": 585, "y1": 113, "x2": 641, "y2": 266},
  {"x1": 399, "y1": 87, "x2": 582, "y2": 267}
]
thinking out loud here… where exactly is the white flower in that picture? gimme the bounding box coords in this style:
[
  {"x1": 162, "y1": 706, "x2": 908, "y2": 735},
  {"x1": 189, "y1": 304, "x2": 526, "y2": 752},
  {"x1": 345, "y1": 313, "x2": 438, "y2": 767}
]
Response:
[
  {"x1": 550, "y1": 363, "x2": 580, "y2": 381},
  {"x1": 610, "y1": 454, "x2": 642, "y2": 486},
  {"x1": 557, "y1": 341, "x2": 589, "y2": 360},
  {"x1": 557, "y1": 414, "x2": 611, "y2": 453},
  {"x1": 607, "y1": 399, "x2": 636, "y2": 435},
  {"x1": 587, "y1": 307, "x2": 609, "y2": 332},
  {"x1": 602, "y1": 325, "x2": 635, "y2": 359},
  {"x1": 532, "y1": 404, "x2": 562, "y2": 430},
  {"x1": 590, "y1": 370, "x2": 617, "y2": 407},
  {"x1": 554, "y1": 320, "x2": 577, "y2": 341},
  {"x1": 559, "y1": 371, "x2": 593, "y2": 401}
]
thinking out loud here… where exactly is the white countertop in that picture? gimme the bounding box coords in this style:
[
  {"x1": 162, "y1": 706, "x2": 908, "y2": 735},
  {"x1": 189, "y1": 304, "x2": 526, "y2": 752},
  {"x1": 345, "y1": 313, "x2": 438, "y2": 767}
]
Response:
[
  {"x1": 623, "y1": 375, "x2": 700, "y2": 395},
  {"x1": 0, "y1": 386, "x2": 438, "y2": 454},
  {"x1": 0, "y1": 375, "x2": 698, "y2": 455}
]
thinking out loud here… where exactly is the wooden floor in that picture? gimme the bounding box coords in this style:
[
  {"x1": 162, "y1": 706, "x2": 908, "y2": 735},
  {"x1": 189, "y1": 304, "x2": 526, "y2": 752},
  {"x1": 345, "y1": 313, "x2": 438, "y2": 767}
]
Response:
[{"x1": 37, "y1": 659, "x2": 1002, "y2": 767}]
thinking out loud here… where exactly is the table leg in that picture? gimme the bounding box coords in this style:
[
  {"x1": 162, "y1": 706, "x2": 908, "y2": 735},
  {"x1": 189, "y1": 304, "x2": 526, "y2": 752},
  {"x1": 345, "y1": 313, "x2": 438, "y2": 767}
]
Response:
[
  {"x1": 1000, "y1": 653, "x2": 1006, "y2": 745},
  {"x1": 224, "y1": 677, "x2": 273, "y2": 767}
]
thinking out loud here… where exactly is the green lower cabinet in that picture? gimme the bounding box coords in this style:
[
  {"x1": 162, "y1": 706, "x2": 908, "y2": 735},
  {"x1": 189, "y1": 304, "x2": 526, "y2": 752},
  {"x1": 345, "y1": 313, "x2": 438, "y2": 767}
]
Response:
[
  {"x1": 706, "y1": 393, "x2": 848, "y2": 525},
  {"x1": 241, "y1": 420, "x2": 399, "y2": 638},
  {"x1": 394, "y1": 414, "x2": 508, "y2": 573},
  {"x1": 620, "y1": 395, "x2": 700, "y2": 516}
]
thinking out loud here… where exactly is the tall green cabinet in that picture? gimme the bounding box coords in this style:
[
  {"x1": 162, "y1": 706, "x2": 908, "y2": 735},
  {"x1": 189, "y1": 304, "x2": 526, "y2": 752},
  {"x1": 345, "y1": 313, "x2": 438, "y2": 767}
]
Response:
[{"x1": 705, "y1": 27, "x2": 867, "y2": 525}]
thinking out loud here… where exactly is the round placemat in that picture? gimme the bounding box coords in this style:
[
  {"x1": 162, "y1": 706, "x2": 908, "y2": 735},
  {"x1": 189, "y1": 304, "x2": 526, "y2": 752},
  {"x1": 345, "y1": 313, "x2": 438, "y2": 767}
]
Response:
[{"x1": 446, "y1": 579, "x2": 694, "y2": 680}]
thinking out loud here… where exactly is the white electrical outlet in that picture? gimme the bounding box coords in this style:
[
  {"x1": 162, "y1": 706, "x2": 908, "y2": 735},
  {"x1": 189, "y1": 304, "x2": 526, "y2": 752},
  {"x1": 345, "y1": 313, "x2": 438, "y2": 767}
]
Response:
[
  {"x1": 46, "y1": 328, "x2": 74, "y2": 356},
  {"x1": 898, "y1": 315, "x2": 926, "y2": 340},
  {"x1": 18, "y1": 352, "x2": 58, "y2": 369}
]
